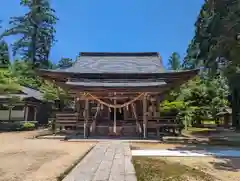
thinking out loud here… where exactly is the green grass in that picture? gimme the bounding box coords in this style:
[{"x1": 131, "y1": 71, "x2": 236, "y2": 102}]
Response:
[
  {"x1": 133, "y1": 157, "x2": 216, "y2": 181},
  {"x1": 183, "y1": 127, "x2": 217, "y2": 136},
  {"x1": 201, "y1": 120, "x2": 216, "y2": 125}
]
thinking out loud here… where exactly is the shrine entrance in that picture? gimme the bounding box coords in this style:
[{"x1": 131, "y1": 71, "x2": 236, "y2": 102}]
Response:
[{"x1": 110, "y1": 108, "x2": 124, "y2": 121}]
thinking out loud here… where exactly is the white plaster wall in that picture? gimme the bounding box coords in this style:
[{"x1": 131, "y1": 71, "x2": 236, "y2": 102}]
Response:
[{"x1": 0, "y1": 110, "x2": 24, "y2": 120}]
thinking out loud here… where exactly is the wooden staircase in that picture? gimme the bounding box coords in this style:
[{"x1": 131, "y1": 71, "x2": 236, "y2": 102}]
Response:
[{"x1": 55, "y1": 112, "x2": 78, "y2": 128}]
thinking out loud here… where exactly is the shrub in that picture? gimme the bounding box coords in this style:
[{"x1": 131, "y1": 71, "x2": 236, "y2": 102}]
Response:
[
  {"x1": 160, "y1": 101, "x2": 185, "y2": 116},
  {"x1": 21, "y1": 122, "x2": 36, "y2": 131},
  {"x1": 0, "y1": 121, "x2": 36, "y2": 131}
]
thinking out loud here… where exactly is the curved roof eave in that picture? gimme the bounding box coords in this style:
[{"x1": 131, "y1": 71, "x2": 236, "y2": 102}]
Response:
[{"x1": 36, "y1": 68, "x2": 200, "y2": 77}]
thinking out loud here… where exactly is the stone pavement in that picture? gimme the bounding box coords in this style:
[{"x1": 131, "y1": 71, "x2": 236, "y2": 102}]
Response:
[{"x1": 63, "y1": 141, "x2": 137, "y2": 181}]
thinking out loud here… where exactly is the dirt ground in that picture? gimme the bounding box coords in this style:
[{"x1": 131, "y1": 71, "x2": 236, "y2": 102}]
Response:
[
  {"x1": 162, "y1": 157, "x2": 240, "y2": 181},
  {"x1": 131, "y1": 142, "x2": 240, "y2": 181},
  {"x1": 0, "y1": 131, "x2": 96, "y2": 181}
]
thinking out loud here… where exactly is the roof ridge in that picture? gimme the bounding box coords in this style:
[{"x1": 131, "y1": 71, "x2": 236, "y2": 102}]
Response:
[{"x1": 79, "y1": 52, "x2": 160, "y2": 57}]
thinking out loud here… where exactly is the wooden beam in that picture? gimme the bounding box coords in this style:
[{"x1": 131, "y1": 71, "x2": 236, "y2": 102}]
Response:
[
  {"x1": 73, "y1": 96, "x2": 140, "y2": 100},
  {"x1": 61, "y1": 85, "x2": 175, "y2": 93},
  {"x1": 68, "y1": 91, "x2": 162, "y2": 98}
]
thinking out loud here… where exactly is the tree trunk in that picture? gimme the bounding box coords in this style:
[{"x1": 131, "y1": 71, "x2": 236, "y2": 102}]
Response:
[
  {"x1": 31, "y1": 25, "x2": 38, "y2": 65},
  {"x1": 30, "y1": 0, "x2": 41, "y2": 66}
]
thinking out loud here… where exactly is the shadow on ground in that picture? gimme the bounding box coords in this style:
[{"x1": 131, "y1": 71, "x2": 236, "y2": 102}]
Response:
[{"x1": 132, "y1": 136, "x2": 240, "y2": 173}]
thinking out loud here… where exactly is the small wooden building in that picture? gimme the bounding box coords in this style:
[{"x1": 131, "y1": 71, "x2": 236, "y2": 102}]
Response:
[
  {"x1": 0, "y1": 86, "x2": 49, "y2": 124},
  {"x1": 37, "y1": 52, "x2": 199, "y2": 138},
  {"x1": 216, "y1": 108, "x2": 232, "y2": 127}
]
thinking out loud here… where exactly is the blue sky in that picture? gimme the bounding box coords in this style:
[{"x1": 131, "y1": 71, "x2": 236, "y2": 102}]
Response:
[{"x1": 1, "y1": 0, "x2": 203, "y2": 66}]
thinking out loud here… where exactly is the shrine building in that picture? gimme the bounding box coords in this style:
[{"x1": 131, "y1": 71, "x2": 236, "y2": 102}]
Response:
[{"x1": 37, "y1": 52, "x2": 199, "y2": 138}]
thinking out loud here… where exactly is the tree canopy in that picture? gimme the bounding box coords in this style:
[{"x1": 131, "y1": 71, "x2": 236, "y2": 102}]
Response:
[
  {"x1": 1, "y1": 0, "x2": 57, "y2": 67},
  {"x1": 184, "y1": 0, "x2": 240, "y2": 77},
  {"x1": 57, "y1": 57, "x2": 74, "y2": 69},
  {"x1": 167, "y1": 52, "x2": 181, "y2": 70}
]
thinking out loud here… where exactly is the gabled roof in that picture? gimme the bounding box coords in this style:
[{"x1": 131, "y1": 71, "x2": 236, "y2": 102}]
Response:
[
  {"x1": 0, "y1": 86, "x2": 43, "y2": 101},
  {"x1": 51, "y1": 52, "x2": 164, "y2": 73},
  {"x1": 20, "y1": 86, "x2": 43, "y2": 100}
]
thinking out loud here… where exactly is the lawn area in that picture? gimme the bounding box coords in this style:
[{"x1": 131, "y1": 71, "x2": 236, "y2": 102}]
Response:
[
  {"x1": 131, "y1": 142, "x2": 240, "y2": 181},
  {"x1": 0, "y1": 131, "x2": 96, "y2": 181},
  {"x1": 183, "y1": 127, "x2": 220, "y2": 137},
  {"x1": 182, "y1": 127, "x2": 240, "y2": 147},
  {"x1": 133, "y1": 157, "x2": 215, "y2": 181}
]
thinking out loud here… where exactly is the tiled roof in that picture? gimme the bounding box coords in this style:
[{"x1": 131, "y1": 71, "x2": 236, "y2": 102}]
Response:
[
  {"x1": 60, "y1": 52, "x2": 164, "y2": 73},
  {"x1": 0, "y1": 86, "x2": 43, "y2": 101},
  {"x1": 20, "y1": 86, "x2": 43, "y2": 100}
]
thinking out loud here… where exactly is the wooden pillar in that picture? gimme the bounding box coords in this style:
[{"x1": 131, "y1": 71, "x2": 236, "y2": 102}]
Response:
[
  {"x1": 34, "y1": 107, "x2": 37, "y2": 121},
  {"x1": 113, "y1": 92, "x2": 117, "y2": 133},
  {"x1": 92, "y1": 103, "x2": 100, "y2": 134},
  {"x1": 24, "y1": 106, "x2": 29, "y2": 122},
  {"x1": 143, "y1": 94, "x2": 147, "y2": 138},
  {"x1": 131, "y1": 103, "x2": 139, "y2": 134},
  {"x1": 84, "y1": 99, "x2": 89, "y2": 138},
  {"x1": 8, "y1": 107, "x2": 12, "y2": 121},
  {"x1": 23, "y1": 105, "x2": 27, "y2": 121}
]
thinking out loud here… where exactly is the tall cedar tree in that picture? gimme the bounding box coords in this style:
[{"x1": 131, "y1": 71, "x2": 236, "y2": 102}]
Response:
[
  {"x1": 0, "y1": 21, "x2": 10, "y2": 68},
  {"x1": 167, "y1": 52, "x2": 181, "y2": 70},
  {"x1": 1, "y1": 0, "x2": 57, "y2": 68},
  {"x1": 0, "y1": 40, "x2": 10, "y2": 68},
  {"x1": 185, "y1": 0, "x2": 240, "y2": 77},
  {"x1": 57, "y1": 57, "x2": 74, "y2": 69},
  {"x1": 185, "y1": 0, "x2": 240, "y2": 128}
]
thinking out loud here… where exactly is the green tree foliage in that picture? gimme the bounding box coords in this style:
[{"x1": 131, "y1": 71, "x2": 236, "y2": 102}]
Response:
[
  {"x1": 185, "y1": 0, "x2": 240, "y2": 77},
  {"x1": 167, "y1": 52, "x2": 181, "y2": 70},
  {"x1": 179, "y1": 0, "x2": 237, "y2": 128},
  {"x1": 9, "y1": 60, "x2": 67, "y2": 102},
  {"x1": 177, "y1": 75, "x2": 229, "y2": 126},
  {"x1": 40, "y1": 80, "x2": 68, "y2": 102},
  {"x1": 0, "y1": 40, "x2": 10, "y2": 68},
  {"x1": 182, "y1": 38, "x2": 201, "y2": 69},
  {"x1": 0, "y1": 60, "x2": 67, "y2": 103},
  {"x1": 0, "y1": 68, "x2": 20, "y2": 94},
  {"x1": 10, "y1": 60, "x2": 42, "y2": 89},
  {"x1": 166, "y1": 52, "x2": 182, "y2": 101},
  {"x1": 57, "y1": 57, "x2": 74, "y2": 69},
  {"x1": 1, "y1": 0, "x2": 57, "y2": 67}
]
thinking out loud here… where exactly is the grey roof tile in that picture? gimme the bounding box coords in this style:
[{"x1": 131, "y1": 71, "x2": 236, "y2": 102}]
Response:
[
  {"x1": 0, "y1": 86, "x2": 43, "y2": 101},
  {"x1": 20, "y1": 86, "x2": 43, "y2": 100},
  {"x1": 61, "y1": 52, "x2": 164, "y2": 73}
]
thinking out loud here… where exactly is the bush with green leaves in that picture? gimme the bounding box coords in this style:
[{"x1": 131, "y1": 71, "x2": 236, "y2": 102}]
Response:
[
  {"x1": 0, "y1": 121, "x2": 36, "y2": 131},
  {"x1": 160, "y1": 100, "x2": 185, "y2": 116},
  {"x1": 21, "y1": 122, "x2": 36, "y2": 131}
]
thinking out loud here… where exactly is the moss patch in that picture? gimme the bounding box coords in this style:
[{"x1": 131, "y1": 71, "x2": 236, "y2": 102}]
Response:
[{"x1": 133, "y1": 157, "x2": 216, "y2": 181}]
